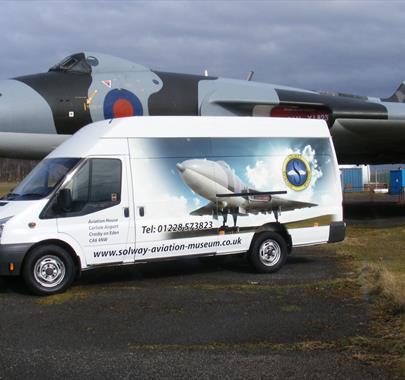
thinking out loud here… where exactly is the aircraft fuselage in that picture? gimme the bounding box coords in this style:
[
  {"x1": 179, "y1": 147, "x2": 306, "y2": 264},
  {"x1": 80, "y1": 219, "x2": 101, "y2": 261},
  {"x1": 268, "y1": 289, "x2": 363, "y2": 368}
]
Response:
[{"x1": 2, "y1": 51, "x2": 405, "y2": 163}]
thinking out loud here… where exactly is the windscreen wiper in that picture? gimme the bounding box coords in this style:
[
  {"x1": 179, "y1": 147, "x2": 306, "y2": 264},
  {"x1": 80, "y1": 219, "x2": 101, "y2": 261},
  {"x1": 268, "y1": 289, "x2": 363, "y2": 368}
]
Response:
[
  {"x1": 19, "y1": 193, "x2": 44, "y2": 199},
  {"x1": 5, "y1": 192, "x2": 20, "y2": 200}
]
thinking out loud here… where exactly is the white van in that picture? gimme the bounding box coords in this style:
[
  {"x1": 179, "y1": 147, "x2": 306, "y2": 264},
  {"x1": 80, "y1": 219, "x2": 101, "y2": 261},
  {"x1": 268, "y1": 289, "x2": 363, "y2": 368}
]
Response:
[{"x1": 0, "y1": 117, "x2": 344, "y2": 295}]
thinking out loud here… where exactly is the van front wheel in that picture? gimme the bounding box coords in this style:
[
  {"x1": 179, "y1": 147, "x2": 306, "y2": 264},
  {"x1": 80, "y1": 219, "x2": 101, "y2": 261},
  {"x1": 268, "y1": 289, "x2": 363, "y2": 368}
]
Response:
[
  {"x1": 23, "y1": 245, "x2": 75, "y2": 295},
  {"x1": 249, "y1": 232, "x2": 287, "y2": 273}
]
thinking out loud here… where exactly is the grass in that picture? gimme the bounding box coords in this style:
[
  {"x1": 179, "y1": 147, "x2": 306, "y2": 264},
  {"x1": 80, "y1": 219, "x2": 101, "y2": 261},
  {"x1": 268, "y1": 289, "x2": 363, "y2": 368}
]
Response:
[
  {"x1": 280, "y1": 305, "x2": 302, "y2": 313},
  {"x1": 128, "y1": 340, "x2": 336, "y2": 352},
  {"x1": 359, "y1": 264, "x2": 405, "y2": 313},
  {"x1": 0, "y1": 182, "x2": 17, "y2": 197},
  {"x1": 173, "y1": 277, "x2": 353, "y2": 293},
  {"x1": 35, "y1": 291, "x2": 79, "y2": 305},
  {"x1": 315, "y1": 226, "x2": 405, "y2": 305},
  {"x1": 313, "y1": 226, "x2": 405, "y2": 374}
]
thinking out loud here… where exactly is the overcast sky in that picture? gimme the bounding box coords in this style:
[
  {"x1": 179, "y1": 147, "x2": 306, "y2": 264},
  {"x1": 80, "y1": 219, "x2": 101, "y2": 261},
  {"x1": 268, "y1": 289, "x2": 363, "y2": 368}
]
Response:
[{"x1": 1, "y1": 0, "x2": 405, "y2": 97}]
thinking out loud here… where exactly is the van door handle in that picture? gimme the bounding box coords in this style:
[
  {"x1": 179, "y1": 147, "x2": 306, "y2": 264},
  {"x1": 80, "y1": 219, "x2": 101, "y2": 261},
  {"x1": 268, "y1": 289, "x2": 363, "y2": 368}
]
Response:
[
  {"x1": 124, "y1": 207, "x2": 129, "y2": 218},
  {"x1": 138, "y1": 206, "x2": 145, "y2": 217}
]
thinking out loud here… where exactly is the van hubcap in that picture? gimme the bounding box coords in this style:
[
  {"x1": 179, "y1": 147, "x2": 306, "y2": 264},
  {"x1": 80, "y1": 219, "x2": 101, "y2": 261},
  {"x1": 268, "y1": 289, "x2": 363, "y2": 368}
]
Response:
[
  {"x1": 34, "y1": 255, "x2": 65, "y2": 288},
  {"x1": 259, "y1": 240, "x2": 281, "y2": 266}
]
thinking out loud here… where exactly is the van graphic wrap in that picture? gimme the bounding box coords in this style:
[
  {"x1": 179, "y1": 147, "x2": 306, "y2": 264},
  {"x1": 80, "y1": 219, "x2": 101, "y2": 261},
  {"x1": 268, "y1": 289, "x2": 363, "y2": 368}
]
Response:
[
  {"x1": 0, "y1": 117, "x2": 344, "y2": 294},
  {"x1": 131, "y1": 137, "x2": 339, "y2": 244}
]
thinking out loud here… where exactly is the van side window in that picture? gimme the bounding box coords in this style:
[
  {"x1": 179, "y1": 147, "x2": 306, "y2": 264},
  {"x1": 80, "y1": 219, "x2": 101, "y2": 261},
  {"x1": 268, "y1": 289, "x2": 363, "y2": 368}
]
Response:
[
  {"x1": 41, "y1": 158, "x2": 122, "y2": 218},
  {"x1": 89, "y1": 159, "x2": 121, "y2": 202},
  {"x1": 71, "y1": 159, "x2": 90, "y2": 202}
]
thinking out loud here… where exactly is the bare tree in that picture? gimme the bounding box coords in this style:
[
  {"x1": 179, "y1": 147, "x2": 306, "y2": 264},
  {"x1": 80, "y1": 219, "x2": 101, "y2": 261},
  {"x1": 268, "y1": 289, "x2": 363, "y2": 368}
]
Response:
[{"x1": 0, "y1": 158, "x2": 39, "y2": 183}]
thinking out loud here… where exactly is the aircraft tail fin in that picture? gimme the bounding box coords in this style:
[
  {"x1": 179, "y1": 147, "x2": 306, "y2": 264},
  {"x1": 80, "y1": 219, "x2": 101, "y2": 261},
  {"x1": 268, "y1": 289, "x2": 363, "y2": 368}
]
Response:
[{"x1": 385, "y1": 82, "x2": 405, "y2": 102}]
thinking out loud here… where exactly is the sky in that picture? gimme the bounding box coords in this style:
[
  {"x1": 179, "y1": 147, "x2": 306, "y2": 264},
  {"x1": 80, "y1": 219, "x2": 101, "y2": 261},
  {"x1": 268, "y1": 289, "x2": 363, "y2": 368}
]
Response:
[{"x1": 1, "y1": 0, "x2": 405, "y2": 98}]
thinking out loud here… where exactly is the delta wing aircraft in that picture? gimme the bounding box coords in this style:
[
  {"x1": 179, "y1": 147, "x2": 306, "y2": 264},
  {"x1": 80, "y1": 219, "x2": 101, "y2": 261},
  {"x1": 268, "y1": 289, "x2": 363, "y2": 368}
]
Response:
[
  {"x1": 176, "y1": 159, "x2": 316, "y2": 227},
  {"x1": 2, "y1": 51, "x2": 405, "y2": 163}
]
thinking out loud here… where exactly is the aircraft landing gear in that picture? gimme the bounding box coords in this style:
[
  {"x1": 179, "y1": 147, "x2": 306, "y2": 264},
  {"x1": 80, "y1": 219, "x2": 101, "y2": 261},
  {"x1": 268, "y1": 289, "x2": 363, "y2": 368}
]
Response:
[
  {"x1": 222, "y1": 208, "x2": 228, "y2": 228},
  {"x1": 274, "y1": 207, "x2": 281, "y2": 223},
  {"x1": 232, "y1": 213, "x2": 238, "y2": 228},
  {"x1": 219, "y1": 208, "x2": 239, "y2": 232}
]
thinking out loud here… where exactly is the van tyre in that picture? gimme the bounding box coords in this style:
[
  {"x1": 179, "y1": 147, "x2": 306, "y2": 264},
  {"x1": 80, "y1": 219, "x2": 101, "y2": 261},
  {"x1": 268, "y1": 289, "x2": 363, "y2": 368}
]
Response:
[
  {"x1": 249, "y1": 232, "x2": 287, "y2": 273},
  {"x1": 23, "y1": 245, "x2": 75, "y2": 296}
]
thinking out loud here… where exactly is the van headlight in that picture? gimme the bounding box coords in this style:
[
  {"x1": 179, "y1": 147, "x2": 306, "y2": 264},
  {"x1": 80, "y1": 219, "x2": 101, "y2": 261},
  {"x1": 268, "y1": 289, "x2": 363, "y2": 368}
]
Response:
[{"x1": 0, "y1": 217, "x2": 13, "y2": 243}]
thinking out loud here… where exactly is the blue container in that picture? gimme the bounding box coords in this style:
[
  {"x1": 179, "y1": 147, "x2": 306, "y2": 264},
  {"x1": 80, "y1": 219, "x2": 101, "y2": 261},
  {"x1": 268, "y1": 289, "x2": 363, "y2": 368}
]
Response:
[
  {"x1": 389, "y1": 169, "x2": 405, "y2": 194},
  {"x1": 341, "y1": 168, "x2": 363, "y2": 192}
]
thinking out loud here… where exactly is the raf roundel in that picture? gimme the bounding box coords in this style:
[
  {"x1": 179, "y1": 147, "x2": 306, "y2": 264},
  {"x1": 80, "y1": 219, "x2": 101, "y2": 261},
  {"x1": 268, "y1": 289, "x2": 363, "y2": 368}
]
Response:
[
  {"x1": 282, "y1": 154, "x2": 312, "y2": 191},
  {"x1": 103, "y1": 89, "x2": 143, "y2": 119}
]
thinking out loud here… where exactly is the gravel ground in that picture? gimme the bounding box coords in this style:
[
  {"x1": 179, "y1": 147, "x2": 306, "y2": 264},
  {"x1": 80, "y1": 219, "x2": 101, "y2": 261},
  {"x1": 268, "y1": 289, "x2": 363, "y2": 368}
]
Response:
[{"x1": 0, "y1": 249, "x2": 394, "y2": 379}]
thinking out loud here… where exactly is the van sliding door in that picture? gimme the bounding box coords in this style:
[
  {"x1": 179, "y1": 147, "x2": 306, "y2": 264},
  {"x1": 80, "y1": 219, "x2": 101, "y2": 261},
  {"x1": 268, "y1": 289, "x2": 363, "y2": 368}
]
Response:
[{"x1": 129, "y1": 137, "x2": 222, "y2": 261}]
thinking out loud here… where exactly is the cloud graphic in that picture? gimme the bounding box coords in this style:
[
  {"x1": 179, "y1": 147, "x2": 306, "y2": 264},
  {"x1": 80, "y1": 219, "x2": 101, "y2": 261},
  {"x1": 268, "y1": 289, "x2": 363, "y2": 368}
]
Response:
[
  {"x1": 165, "y1": 195, "x2": 188, "y2": 214},
  {"x1": 132, "y1": 158, "x2": 189, "y2": 217},
  {"x1": 246, "y1": 160, "x2": 272, "y2": 189},
  {"x1": 245, "y1": 144, "x2": 326, "y2": 203},
  {"x1": 302, "y1": 145, "x2": 323, "y2": 184}
]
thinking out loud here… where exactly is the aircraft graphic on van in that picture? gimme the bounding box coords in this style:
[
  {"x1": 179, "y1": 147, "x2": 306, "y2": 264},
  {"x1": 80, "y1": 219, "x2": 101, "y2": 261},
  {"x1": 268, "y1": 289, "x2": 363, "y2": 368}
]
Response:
[{"x1": 176, "y1": 159, "x2": 317, "y2": 227}]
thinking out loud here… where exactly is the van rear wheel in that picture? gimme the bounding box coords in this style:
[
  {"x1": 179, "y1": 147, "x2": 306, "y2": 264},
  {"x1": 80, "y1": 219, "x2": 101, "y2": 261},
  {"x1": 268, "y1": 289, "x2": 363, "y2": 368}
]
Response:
[
  {"x1": 23, "y1": 245, "x2": 75, "y2": 296},
  {"x1": 249, "y1": 232, "x2": 287, "y2": 273}
]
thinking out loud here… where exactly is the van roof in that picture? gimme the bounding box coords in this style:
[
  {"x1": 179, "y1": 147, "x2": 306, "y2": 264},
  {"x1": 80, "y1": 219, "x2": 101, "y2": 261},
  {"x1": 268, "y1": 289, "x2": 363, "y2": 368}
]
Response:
[
  {"x1": 75, "y1": 116, "x2": 330, "y2": 138},
  {"x1": 48, "y1": 116, "x2": 331, "y2": 158}
]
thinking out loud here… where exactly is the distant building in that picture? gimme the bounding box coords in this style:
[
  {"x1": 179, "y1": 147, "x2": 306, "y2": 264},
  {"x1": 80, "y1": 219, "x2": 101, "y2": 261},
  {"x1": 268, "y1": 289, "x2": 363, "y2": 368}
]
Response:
[{"x1": 339, "y1": 165, "x2": 369, "y2": 192}]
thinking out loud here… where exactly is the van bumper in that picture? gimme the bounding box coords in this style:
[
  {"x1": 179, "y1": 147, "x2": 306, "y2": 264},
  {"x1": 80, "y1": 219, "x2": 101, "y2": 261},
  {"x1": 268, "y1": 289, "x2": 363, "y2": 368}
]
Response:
[
  {"x1": 0, "y1": 243, "x2": 33, "y2": 276},
  {"x1": 328, "y1": 222, "x2": 346, "y2": 243}
]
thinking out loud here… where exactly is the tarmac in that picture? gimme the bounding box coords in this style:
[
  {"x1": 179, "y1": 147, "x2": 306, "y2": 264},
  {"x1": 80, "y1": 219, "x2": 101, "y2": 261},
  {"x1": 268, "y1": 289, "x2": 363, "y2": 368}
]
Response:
[{"x1": 0, "y1": 199, "x2": 401, "y2": 379}]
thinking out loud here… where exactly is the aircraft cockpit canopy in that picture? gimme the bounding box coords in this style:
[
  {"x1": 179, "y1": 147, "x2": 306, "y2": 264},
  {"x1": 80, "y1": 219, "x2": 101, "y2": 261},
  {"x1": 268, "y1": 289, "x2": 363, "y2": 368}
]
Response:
[
  {"x1": 49, "y1": 53, "x2": 95, "y2": 74},
  {"x1": 48, "y1": 52, "x2": 148, "y2": 74},
  {"x1": 217, "y1": 161, "x2": 232, "y2": 171}
]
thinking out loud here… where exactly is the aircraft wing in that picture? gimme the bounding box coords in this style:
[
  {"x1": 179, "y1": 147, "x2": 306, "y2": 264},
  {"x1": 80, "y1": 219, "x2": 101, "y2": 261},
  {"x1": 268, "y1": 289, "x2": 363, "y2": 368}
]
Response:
[
  {"x1": 331, "y1": 119, "x2": 405, "y2": 164},
  {"x1": 214, "y1": 191, "x2": 317, "y2": 214},
  {"x1": 246, "y1": 195, "x2": 317, "y2": 213},
  {"x1": 190, "y1": 202, "x2": 216, "y2": 216},
  {"x1": 269, "y1": 196, "x2": 317, "y2": 212},
  {"x1": 200, "y1": 82, "x2": 405, "y2": 164},
  {"x1": 0, "y1": 132, "x2": 69, "y2": 159}
]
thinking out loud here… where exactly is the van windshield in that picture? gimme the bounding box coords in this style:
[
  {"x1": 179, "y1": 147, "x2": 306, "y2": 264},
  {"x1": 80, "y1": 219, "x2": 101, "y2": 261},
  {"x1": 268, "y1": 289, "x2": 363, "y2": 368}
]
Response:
[{"x1": 5, "y1": 158, "x2": 80, "y2": 200}]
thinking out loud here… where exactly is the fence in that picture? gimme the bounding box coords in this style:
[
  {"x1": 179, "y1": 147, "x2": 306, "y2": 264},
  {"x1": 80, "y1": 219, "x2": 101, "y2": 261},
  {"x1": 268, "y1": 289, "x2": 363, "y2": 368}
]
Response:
[{"x1": 342, "y1": 183, "x2": 405, "y2": 204}]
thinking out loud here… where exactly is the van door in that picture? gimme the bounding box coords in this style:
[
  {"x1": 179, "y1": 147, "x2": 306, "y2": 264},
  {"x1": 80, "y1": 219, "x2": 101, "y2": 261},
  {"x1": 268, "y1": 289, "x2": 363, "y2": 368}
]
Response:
[
  {"x1": 54, "y1": 156, "x2": 133, "y2": 266},
  {"x1": 128, "y1": 137, "x2": 222, "y2": 261}
]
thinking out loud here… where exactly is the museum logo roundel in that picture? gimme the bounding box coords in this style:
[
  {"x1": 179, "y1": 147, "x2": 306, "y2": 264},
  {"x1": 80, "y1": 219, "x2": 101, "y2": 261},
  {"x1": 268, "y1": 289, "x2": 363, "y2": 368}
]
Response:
[{"x1": 282, "y1": 154, "x2": 312, "y2": 191}]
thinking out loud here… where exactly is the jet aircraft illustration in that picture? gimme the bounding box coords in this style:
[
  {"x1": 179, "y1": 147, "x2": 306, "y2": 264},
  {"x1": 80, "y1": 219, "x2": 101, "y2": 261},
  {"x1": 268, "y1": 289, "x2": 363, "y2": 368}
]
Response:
[
  {"x1": 2, "y1": 51, "x2": 405, "y2": 163},
  {"x1": 176, "y1": 159, "x2": 316, "y2": 227}
]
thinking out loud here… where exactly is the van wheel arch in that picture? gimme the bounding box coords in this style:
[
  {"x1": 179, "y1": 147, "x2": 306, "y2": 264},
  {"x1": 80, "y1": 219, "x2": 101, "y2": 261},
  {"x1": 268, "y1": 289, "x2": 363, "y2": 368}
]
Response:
[
  {"x1": 250, "y1": 223, "x2": 292, "y2": 254},
  {"x1": 23, "y1": 239, "x2": 81, "y2": 280},
  {"x1": 249, "y1": 231, "x2": 288, "y2": 273}
]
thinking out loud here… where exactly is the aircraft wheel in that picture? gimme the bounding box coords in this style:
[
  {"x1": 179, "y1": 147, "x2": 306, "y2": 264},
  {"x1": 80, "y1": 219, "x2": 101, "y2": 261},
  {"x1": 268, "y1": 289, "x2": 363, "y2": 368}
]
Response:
[
  {"x1": 249, "y1": 232, "x2": 287, "y2": 273},
  {"x1": 22, "y1": 244, "x2": 75, "y2": 296}
]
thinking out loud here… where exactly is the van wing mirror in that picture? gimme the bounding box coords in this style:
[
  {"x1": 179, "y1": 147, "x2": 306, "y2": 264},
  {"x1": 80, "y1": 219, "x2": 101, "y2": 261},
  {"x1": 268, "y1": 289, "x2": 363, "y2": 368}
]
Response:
[{"x1": 57, "y1": 188, "x2": 72, "y2": 212}]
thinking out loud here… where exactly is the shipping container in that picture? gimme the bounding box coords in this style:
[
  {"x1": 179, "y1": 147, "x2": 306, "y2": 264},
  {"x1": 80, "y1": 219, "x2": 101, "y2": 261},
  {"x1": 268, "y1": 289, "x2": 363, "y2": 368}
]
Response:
[{"x1": 340, "y1": 167, "x2": 363, "y2": 192}]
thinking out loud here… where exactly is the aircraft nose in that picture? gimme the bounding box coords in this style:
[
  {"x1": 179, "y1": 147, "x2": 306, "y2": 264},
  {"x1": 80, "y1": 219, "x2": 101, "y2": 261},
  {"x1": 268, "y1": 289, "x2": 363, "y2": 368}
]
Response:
[
  {"x1": 176, "y1": 160, "x2": 204, "y2": 175},
  {"x1": 176, "y1": 163, "x2": 185, "y2": 173},
  {"x1": 176, "y1": 159, "x2": 216, "y2": 181},
  {"x1": 0, "y1": 79, "x2": 55, "y2": 134}
]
